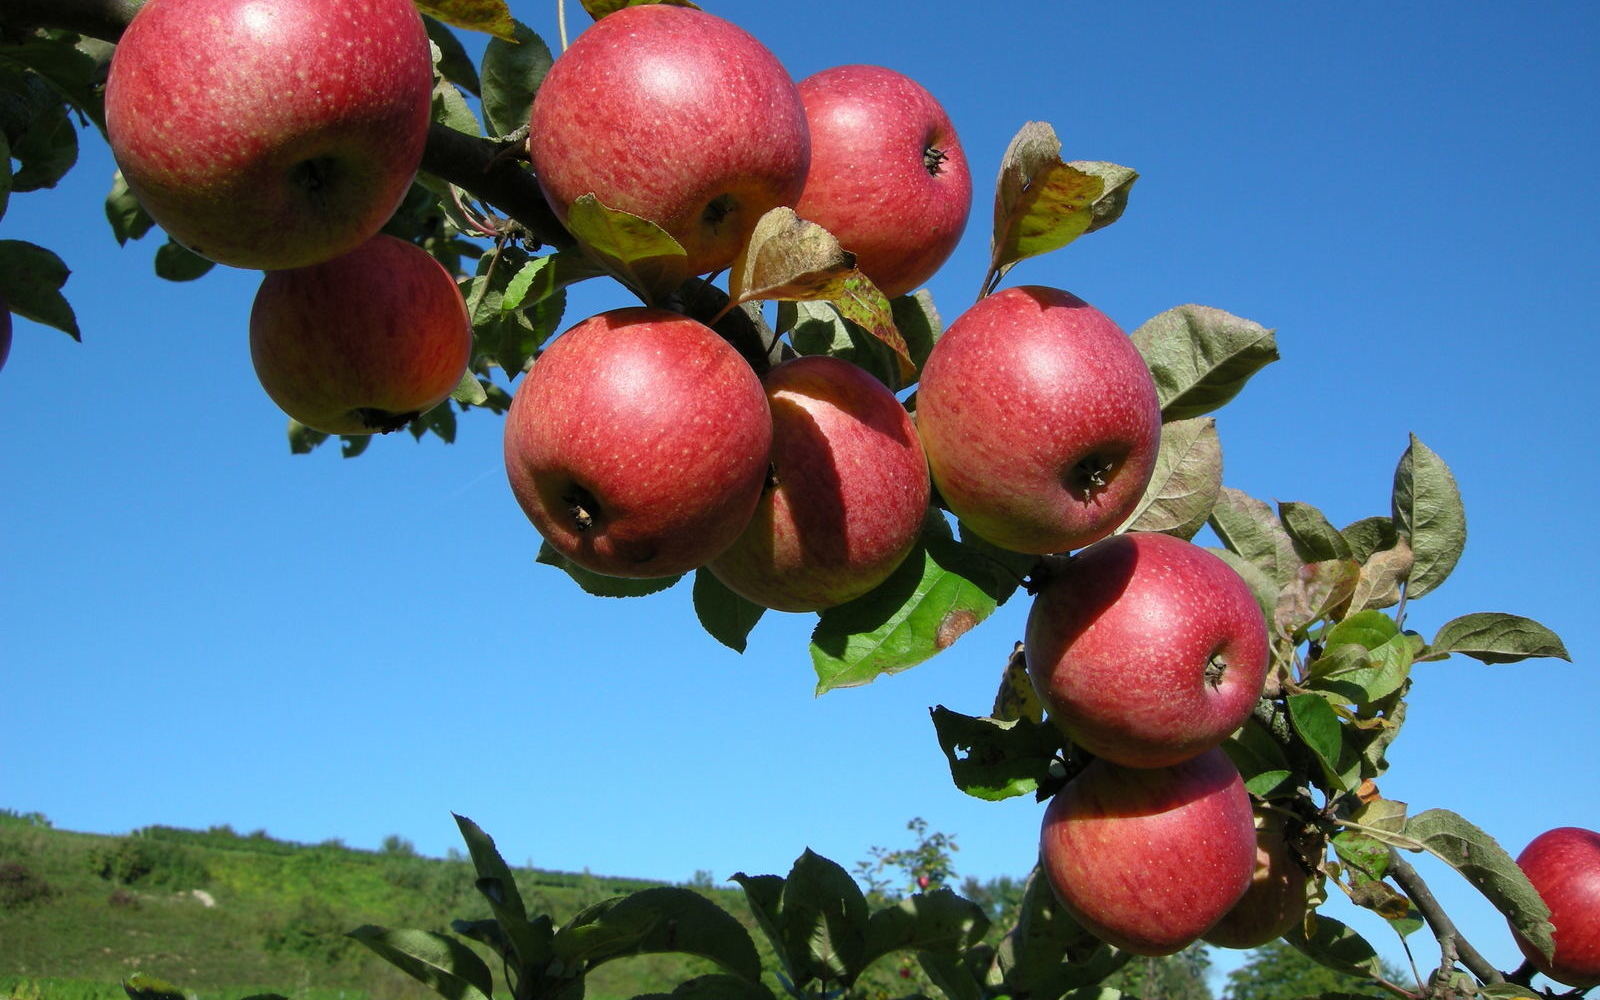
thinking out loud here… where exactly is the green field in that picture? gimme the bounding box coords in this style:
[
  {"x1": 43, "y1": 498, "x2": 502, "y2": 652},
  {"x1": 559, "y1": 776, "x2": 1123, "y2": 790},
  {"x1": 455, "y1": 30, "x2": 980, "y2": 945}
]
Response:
[{"x1": 0, "y1": 811, "x2": 732, "y2": 1000}]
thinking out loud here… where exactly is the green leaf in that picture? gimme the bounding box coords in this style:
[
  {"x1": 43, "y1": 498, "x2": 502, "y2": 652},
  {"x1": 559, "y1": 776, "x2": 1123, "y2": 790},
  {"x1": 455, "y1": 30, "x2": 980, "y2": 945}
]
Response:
[
  {"x1": 554, "y1": 886, "x2": 763, "y2": 983},
  {"x1": 415, "y1": 0, "x2": 519, "y2": 41},
  {"x1": 995, "y1": 869, "x2": 1129, "y2": 998},
  {"x1": 348, "y1": 926, "x2": 495, "y2": 1000},
  {"x1": 653, "y1": 975, "x2": 777, "y2": 1000},
  {"x1": 1287, "y1": 692, "x2": 1347, "y2": 791},
  {"x1": 1221, "y1": 716, "x2": 1296, "y2": 799},
  {"x1": 691, "y1": 570, "x2": 765, "y2": 653},
  {"x1": 1424, "y1": 613, "x2": 1570, "y2": 664},
  {"x1": 154, "y1": 239, "x2": 215, "y2": 281},
  {"x1": 566, "y1": 194, "x2": 689, "y2": 304},
  {"x1": 482, "y1": 20, "x2": 553, "y2": 137},
  {"x1": 986, "y1": 122, "x2": 1106, "y2": 291},
  {"x1": 890, "y1": 290, "x2": 942, "y2": 371},
  {"x1": 424, "y1": 17, "x2": 482, "y2": 96},
  {"x1": 1208, "y1": 487, "x2": 1301, "y2": 588},
  {"x1": 778, "y1": 849, "x2": 870, "y2": 985},
  {"x1": 1310, "y1": 613, "x2": 1414, "y2": 706},
  {"x1": 0, "y1": 238, "x2": 78, "y2": 338},
  {"x1": 810, "y1": 524, "x2": 1007, "y2": 692},
  {"x1": 1069, "y1": 161, "x2": 1138, "y2": 234},
  {"x1": 411, "y1": 399, "x2": 458, "y2": 443},
  {"x1": 1341, "y1": 516, "x2": 1399, "y2": 563},
  {"x1": 1, "y1": 32, "x2": 109, "y2": 127},
  {"x1": 121, "y1": 975, "x2": 187, "y2": 1000},
  {"x1": 729, "y1": 873, "x2": 792, "y2": 983},
  {"x1": 863, "y1": 889, "x2": 991, "y2": 969},
  {"x1": 288, "y1": 420, "x2": 330, "y2": 455},
  {"x1": 432, "y1": 77, "x2": 482, "y2": 136},
  {"x1": 1115, "y1": 415, "x2": 1221, "y2": 539},
  {"x1": 451, "y1": 369, "x2": 490, "y2": 407},
  {"x1": 0, "y1": 72, "x2": 76, "y2": 191},
  {"x1": 1278, "y1": 501, "x2": 1353, "y2": 563},
  {"x1": 1130, "y1": 305, "x2": 1279, "y2": 420},
  {"x1": 1282, "y1": 913, "x2": 1383, "y2": 978},
  {"x1": 1403, "y1": 809, "x2": 1554, "y2": 962},
  {"x1": 1391, "y1": 434, "x2": 1465, "y2": 599},
  {"x1": 930, "y1": 706, "x2": 1061, "y2": 802},
  {"x1": 105, "y1": 171, "x2": 155, "y2": 245},
  {"x1": 537, "y1": 541, "x2": 682, "y2": 598},
  {"x1": 782, "y1": 300, "x2": 900, "y2": 391},
  {"x1": 452, "y1": 813, "x2": 551, "y2": 970}
]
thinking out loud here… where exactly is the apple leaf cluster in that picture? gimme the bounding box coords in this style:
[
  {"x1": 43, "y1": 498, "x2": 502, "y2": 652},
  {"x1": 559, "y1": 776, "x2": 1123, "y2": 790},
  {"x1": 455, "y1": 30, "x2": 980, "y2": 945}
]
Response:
[{"x1": 4, "y1": 2, "x2": 1594, "y2": 999}]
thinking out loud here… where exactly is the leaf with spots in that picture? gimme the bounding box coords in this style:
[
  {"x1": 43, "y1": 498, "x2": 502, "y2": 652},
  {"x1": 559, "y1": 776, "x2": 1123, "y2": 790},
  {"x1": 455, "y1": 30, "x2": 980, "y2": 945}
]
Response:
[
  {"x1": 414, "y1": 0, "x2": 518, "y2": 42},
  {"x1": 1420, "y1": 612, "x2": 1570, "y2": 664},
  {"x1": 811, "y1": 520, "x2": 1011, "y2": 693},
  {"x1": 1131, "y1": 305, "x2": 1279, "y2": 420},
  {"x1": 984, "y1": 121, "x2": 1109, "y2": 295},
  {"x1": 727, "y1": 208, "x2": 917, "y2": 384}
]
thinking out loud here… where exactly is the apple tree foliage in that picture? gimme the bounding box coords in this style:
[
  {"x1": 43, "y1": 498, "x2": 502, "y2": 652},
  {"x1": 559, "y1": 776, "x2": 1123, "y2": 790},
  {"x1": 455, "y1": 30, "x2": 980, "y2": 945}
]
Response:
[{"x1": 0, "y1": 1, "x2": 1583, "y2": 1000}]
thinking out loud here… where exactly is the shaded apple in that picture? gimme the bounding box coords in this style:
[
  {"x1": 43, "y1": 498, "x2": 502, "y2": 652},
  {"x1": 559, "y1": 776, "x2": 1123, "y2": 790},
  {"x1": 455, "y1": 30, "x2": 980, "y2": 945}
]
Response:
[
  {"x1": 708, "y1": 355, "x2": 929, "y2": 612},
  {"x1": 1025, "y1": 531, "x2": 1270, "y2": 768},
  {"x1": 793, "y1": 64, "x2": 971, "y2": 298},
  {"x1": 249, "y1": 235, "x2": 472, "y2": 436},
  {"x1": 527, "y1": 5, "x2": 809, "y2": 277},
  {"x1": 915, "y1": 286, "x2": 1161, "y2": 554},
  {"x1": 503, "y1": 308, "x2": 772, "y2": 579},
  {"x1": 1040, "y1": 747, "x2": 1256, "y2": 956},
  {"x1": 1204, "y1": 806, "x2": 1314, "y2": 949},
  {"x1": 1513, "y1": 826, "x2": 1600, "y2": 987},
  {"x1": 105, "y1": 0, "x2": 433, "y2": 269}
]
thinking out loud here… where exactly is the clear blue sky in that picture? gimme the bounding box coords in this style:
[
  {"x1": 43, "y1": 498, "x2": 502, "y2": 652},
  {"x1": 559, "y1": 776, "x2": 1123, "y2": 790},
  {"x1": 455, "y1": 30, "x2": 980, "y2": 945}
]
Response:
[{"x1": 2, "y1": 0, "x2": 1596, "y2": 986}]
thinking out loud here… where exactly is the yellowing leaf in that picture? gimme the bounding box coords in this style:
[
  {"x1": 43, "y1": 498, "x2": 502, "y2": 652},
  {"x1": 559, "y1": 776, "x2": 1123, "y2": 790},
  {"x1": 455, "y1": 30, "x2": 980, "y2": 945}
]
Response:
[
  {"x1": 413, "y1": 0, "x2": 517, "y2": 41},
  {"x1": 565, "y1": 194, "x2": 688, "y2": 305},
  {"x1": 581, "y1": 0, "x2": 700, "y2": 19},
  {"x1": 986, "y1": 122, "x2": 1104, "y2": 293},
  {"x1": 728, "y1": 208, "x2": 856, "y2": 305}
]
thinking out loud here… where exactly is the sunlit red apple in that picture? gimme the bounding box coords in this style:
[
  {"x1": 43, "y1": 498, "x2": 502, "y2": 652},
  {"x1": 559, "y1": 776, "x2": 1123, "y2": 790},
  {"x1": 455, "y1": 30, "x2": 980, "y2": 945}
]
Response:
[
  {"x1": 105, "y1": 0, "x2": 433, "y2": 269},
  {"x1": 249, "y1": 235, "x2": 472, "y2": 436},
  {"x1": 915, "y1": 285, "x2": 1161, "y2": 555},
  {"x1": 527, "y1": 5, "x2": 809, "y2": 277},
  {"x1": 503, "y1": 308, "x2": 772, "y2": 579},
  {"x1": 792, "y1": 64, "x2": 971, "y2": 298}
]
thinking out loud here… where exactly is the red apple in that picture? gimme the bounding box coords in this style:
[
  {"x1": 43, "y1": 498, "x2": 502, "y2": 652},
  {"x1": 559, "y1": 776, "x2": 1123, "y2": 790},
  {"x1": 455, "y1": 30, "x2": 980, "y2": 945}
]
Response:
[
  {"x1": 915, "y1": 286, "x2": 1161, "y2": 555},
  {"x1": 527, "y1": 5, "x2": 810, "y2": 277},
  {"x1": 1025, "y1": 531, "x2": 1269, "y2": 768},
  {"x1": 792, "y1": 64, "x2": 971, "y2": 298},
  {"x1": 1041, "y1": 748, "x2": 1256, "y2": 956},
  {"x1": 504, "y1": 308, "x2": 772, "y2": 579},
  {"x1": 1513, "y1": 826, "x2": 1600, "y2": 987},
  {"x1": 249, "y1": 235, "x2": 472, "y2": 436},
  {"x1": 104, "y1": 0, "x2": 432, "y2": 269},
  {"x1": 707, "y1": 355, "x2": 929, "y2": 612},
  {"x1": 1204, "y1": 806, "x2": 1313, "y2": 949}
]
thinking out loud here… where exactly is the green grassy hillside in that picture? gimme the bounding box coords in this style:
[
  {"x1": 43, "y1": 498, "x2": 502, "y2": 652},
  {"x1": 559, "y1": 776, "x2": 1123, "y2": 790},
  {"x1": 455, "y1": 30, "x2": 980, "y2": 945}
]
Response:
[{"x1": 0, "y1": 811, "x2": 735, "y2": 1000}]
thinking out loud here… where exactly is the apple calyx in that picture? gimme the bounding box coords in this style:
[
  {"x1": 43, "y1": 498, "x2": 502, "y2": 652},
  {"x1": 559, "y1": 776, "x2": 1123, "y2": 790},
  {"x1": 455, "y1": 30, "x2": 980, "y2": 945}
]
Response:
[
  {"x1": 562, "y1": 487, "x2": 600, "y2": 532},
  {"x1": 703, "y1": 194, "x2": 737, "y2": 231},
  {"x1": 1067, "y1": 453, "x2": 1120, "y2": 499},
  {"x1": 924, "y1": 145, "x2": 951, "y2": 176},
  {"x1": 351, "y1": 407, "x2": 421, "y2": 434},
  {"x1": 1205, "y1": 652, "x2": 1228, "y2": 688}
]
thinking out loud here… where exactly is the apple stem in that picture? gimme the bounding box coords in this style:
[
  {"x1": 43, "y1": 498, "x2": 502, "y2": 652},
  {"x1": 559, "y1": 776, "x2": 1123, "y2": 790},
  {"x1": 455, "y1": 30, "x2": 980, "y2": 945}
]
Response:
[{"x1": 556, "y1": 0, "x2": 569, "y2": 51}]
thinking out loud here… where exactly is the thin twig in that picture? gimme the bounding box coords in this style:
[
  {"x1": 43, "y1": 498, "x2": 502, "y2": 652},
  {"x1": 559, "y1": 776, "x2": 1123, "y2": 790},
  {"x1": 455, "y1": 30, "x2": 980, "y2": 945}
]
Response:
[{"x1": 1387, "y1": 850, "x2": 1506, "y2": 986}]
